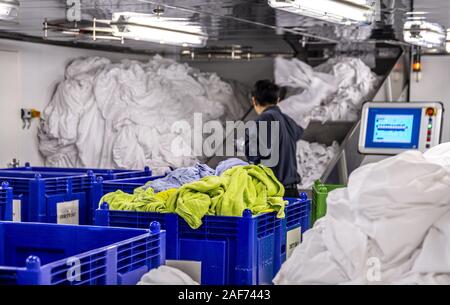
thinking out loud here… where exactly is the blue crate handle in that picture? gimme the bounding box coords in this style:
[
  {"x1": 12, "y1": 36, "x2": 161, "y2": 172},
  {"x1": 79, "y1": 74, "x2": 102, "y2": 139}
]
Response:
[
  {"x1": 300, "y1": 192, "x2": 308, "y2": 201},
  {"x1": 26, "y1": 256, "x2": 41, "y2": 270},
  {"x1": 149, "y1": 221, "x2": 161, "y2": 234},
  {"x1": 242, "y1": 209, "x2": 252, "y2": 217}
]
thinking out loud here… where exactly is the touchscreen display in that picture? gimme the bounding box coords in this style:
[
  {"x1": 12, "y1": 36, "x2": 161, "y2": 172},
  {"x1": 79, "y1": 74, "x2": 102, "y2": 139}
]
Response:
[{"x1": 365, "y1": 108, "x2": 422, "y2": 149}]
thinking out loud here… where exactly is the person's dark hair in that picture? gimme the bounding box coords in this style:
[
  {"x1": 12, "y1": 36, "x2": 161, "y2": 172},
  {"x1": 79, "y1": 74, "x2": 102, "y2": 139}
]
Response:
[{"x1": 251, "y1": 80, "x2": 280, "y2": 106}]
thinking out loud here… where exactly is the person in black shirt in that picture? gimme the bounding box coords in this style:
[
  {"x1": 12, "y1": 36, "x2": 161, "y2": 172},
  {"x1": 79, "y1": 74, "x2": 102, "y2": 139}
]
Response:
[{"x1": 245, "y1": 80, "x2": 304, "y2": 198}]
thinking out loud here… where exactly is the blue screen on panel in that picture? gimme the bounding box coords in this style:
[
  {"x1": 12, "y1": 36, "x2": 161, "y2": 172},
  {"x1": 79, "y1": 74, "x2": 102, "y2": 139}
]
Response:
[{"x1": 365, "y1": 108, "x2": 422, "y2": 149}]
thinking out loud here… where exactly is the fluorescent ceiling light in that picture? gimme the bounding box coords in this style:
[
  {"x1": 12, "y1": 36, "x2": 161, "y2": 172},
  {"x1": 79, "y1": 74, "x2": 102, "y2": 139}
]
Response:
[
  {"x1": 0, "y1": 0, "x2": 19, "y2": 21},
  {"x1": 406, "y1": 17, "x2": 427, "y2": 21},
  {"x1": 111, "y1": 12, "x2": 208, "y2": 47},
  {"x1": 405, "y1": 12, "x2": 429, "y2": 22},
  {"x1": 403, "y1": 20, "x2": 446, "y2": 49},
  {"x1": 268, "y1": 0, "x2": 377, "y2": 25},
  {"x1": 405, "y1": 11, "x2": 428, "y2": 15}
]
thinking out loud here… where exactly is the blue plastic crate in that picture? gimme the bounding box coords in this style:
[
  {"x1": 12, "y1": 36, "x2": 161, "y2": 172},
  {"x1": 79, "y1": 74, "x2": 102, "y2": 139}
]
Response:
[
  {"x1": 0, "y1": 171, "x2": 102, "y2": 225},
  {"x1": 0, "y1": 221, "x2": 165, "y2": 285},
  {"x1": 279, "y1": 193, "x2": 312, "y2": 265},
  {"x1": 285, "y1": 193, "x2": 312, "y2": 236},
  {"x1": 1, "y1": 163, "x2": 153, "y2": 181},
  {"x1": 101, "y1": 175, "x2": 165, "y2": 195},
  {"x1": 0, "y1": 182, "x2": 13, "y2": 221},
  {"x1": 96, "y1": 179, "x2": 311, "y2": 284},
  {"x1": 96, "y1": 205, "x2": 285, "y2": 285}
]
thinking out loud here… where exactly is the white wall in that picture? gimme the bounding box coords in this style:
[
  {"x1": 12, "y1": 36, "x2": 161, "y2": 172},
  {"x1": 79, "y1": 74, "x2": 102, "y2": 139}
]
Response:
[
  {"x1": 0, "y1": 39, "x2": 152, "y2": 167},
  {"x1": 410, "y1": 56, "x2": 450, "y2": 143},
  {"x1": 0, "y1": 50, "x2": 20, "y2": 167}
]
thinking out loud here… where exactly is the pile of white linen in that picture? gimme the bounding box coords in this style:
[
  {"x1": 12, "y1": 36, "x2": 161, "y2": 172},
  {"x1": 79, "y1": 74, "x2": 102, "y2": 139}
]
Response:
[
  {"x1": 274, "y1": 143, "x2": 450, "y2": 285},
  {"x1": 137, "y1": 266, "x2": 199, "y2": 285},
  {"x1": 275, "y1": 56, "x2": 378, "y2": 128},
  {"x1": 297, "y1": 140, "x2": 340, "y2": 189},
  {"x1": 38, "y1": 56, "x2": 247, "y2": 171}
]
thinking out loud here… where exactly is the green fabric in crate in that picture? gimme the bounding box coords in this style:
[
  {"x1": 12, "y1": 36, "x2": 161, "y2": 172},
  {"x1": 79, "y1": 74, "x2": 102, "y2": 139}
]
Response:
[
  {"x1": 101, "y1": 165, "x2": 286, "y2": 229},
  {"x1": 100, "y1": 188, "x2": 177, "y2": 213},
  {"x1": 167, "y1": 165, "x2": 286, "y2": 229}
]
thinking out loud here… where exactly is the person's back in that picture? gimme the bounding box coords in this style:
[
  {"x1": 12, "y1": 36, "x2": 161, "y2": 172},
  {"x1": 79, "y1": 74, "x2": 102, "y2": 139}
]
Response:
[{"x1": 245, "y1": 80, "x2": 304, "y2": 197}]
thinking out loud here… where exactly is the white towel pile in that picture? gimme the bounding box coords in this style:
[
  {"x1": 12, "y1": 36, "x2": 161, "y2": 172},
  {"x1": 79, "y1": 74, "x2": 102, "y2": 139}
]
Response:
[
  {"x1": 297, "y1": 140, "x2": 340, "y2": 189},
  {"x1": 275, "y1": 143, "x2": 450, "y2": 285},
  {"x1": 275, "y1": 56, "x2": 378, "y2": 128},
  {"x1": 138, "y1": 266, "x2": 199, "y2": 285},
  {"x1": 38, "y1": 56, "x2": 247, "y2": 171}
]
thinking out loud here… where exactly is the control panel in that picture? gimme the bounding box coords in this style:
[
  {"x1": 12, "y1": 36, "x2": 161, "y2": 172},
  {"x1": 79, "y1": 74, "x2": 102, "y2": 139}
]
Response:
[{"x1": 359, "y1": 102, "x2": 443, "y2": 155}]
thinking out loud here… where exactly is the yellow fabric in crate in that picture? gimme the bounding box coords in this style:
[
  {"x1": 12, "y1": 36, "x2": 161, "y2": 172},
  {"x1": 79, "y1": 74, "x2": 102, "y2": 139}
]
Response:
[
  {"x1": 166, "y1": 165, "x2": 286, "y2": 229},
  {"x1": 100, "y1": 165, "x2": 286, "y2": 229},
  {"x1": 99, "y1": 188, "x2": 177, "y2": 213}
]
